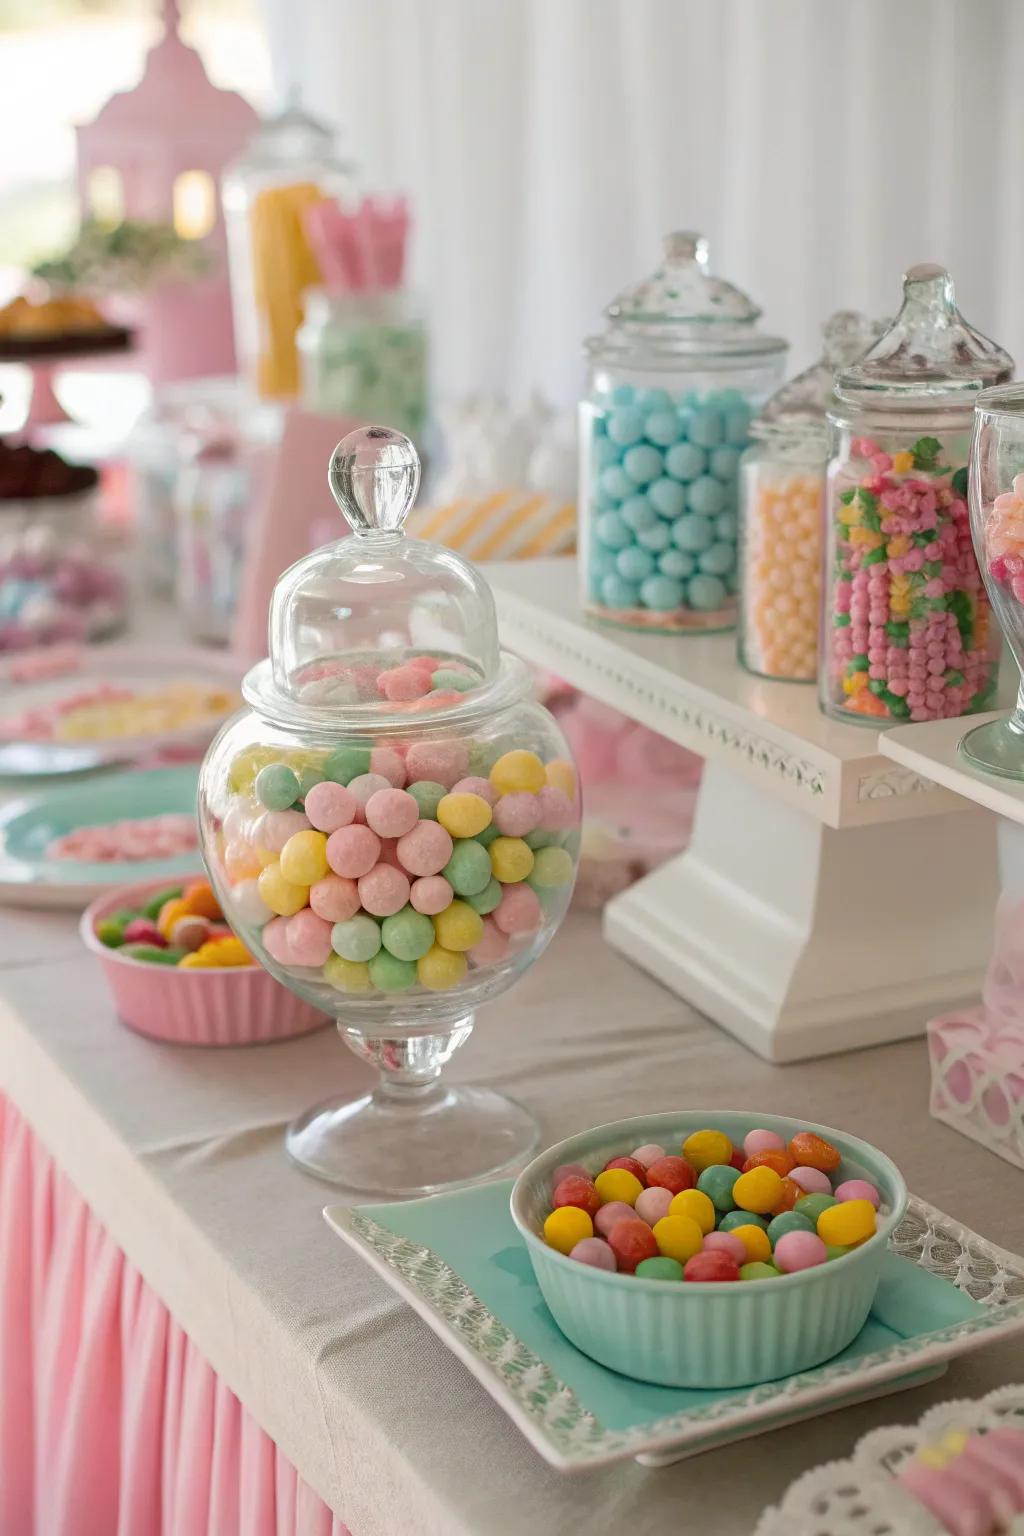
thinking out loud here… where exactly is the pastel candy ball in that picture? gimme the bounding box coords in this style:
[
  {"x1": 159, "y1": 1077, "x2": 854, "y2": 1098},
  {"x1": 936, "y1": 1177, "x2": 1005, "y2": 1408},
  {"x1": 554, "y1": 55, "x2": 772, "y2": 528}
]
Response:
[
  {"x1": 546, "y1": 760, "x2": 577, "y2": 800},
  {"x1": 437, "y1": 792, "x2": 493, "y2": 839},
  {"x1": 368, "y1": 950, "x2": 417, "y2": 993},
  {"x1": 594, "y1": 1168, "x2": 643, "y2": 1207},
  {"x1": 536, "y1": 786, "x2": 575, "y2": 832},
  {"x1": 489, "y1": 837, "x2": 535, "y2": 884},
  {"x1": 683, "y1": 1251, "x2": 740, "y2": 1283},
  {"x1": 623, "y1": 444, "x2": 663, "y2": 485},
  {"x1": 431, "y1": 668, "x2": 475, "y2": 694},
  {"x1": 648, "y1": 477, "x2": 686, "y2": 519},
  {"x1": 261, "y1": 915, "x2": 293, "y2": 964},
  {"x1": 630, "y1": 1142, "x2": 666, "y2": 1169},
  {"x1": 743, "y1": 1128, "x2": 786, "y2": 1157},
  {"x1": 409, "y1": 875, "x2": 454, "y2": 915},
  {"x1": 640, "y1": 575, "x2": 683, "y2": 612},
  {"x1": 834, "y1": 1179, "x2": 880, "y2": 1209},
  {"x1": 406, "y1": 780, "x2": 447, "y2": 819},
  {"x1": 396, "y1": 821, "x2": 453, "y2": 877},
  {"x1": 256, "y1": 809, "x2": 311, "y2": 853},
  {"x1": 450, "y1": 776, "x2": 498, "y2": 805},
  {"x1": 443, "y1": 840, "x2": 493, "y2": 896},
  {"x1": 326, "y1": 824, "x2": 381, "y2": 879},
  {"x1": 416, "y1": 943, "x2": 468, "y2": 991},
  {"x1": 773, "y1": 1231, "x2": 828, "y2": 1273},
  {"x1": 699, "y1": 542, "x2": 736, "y2": 577},
  {"x1": 600, "y1": 574, "x2": 638, "y2": 609},
  {"x1": 380, "y1": 905, "x2": 436, "y2": 962},
  {"x1": 702, "y1": 1231, "x2": 747, "y2": 1264},
  {"x1": 688, "y1": 573, "x2": 727, "y2": 612},
  {"x1": 492, "y1": 792, "x2": 539, "y2": 837},
  {"x1": 767, "y1": 1209, "x2": 815, "y2": 1246},
  {"x1": 668, "y1": 1188, "x2": 716, "y2": 1234},
  {"x1": 636, "y1": 1256, "x2": 684, "y2": 1281},
  {"x1": 464, "y1": 876, "x2": 502, "y2": 915},
  {"x1": 732, "y1": 1166, "x2": 783, "y2": 1214},
  {"x1": 369, "y1": 746, "x2": 406, "y2": 786},
  {"x1": 682, "y1": 1129, "x2": 733, "y2": 1172},
  {"x1": 794, "y1": 1192, "x2": 837, "y2": 1224},
  {"x1": 283, "y1": 908, "x2": 333, "y2": 968},
  {"x1": 617, "y1": 546, "x2": 654, "y2": 583},
  {"x1": 600, "y1": 465, "x2": 632, "y2": 502},
  {"x1": 346, "y1": 773, "x2": 392, "y2": 816},
  {"x1": 365, "y1": 788, "x2": 420, "y2": 838},
  {"x1": 493, "y1": 883, "x2": 542, "y2": 936},
  {"x1": 595, "y1": 511, "x2": 631, "y2": 550},
  {"x1": 643, "y1": 410, "x2": 682, "y2": 448},
  {"x1": 224, "y1": 841, "x2": 262, "y2": 882},
  {"x1": 658, "y1": 549, "x2": 694, "y2": 579},
  {"x1": 729, "y1": 1224, "x2": 772, "y2": 1264},
  {"x1": 230, "y1": 878, "x2": 273, "y2": 928},
  {"x1": 358, "y1": 863, "x2": 411, "y2": 917},
  {"x1": 652, "y1": 1214, "x2": 704, "y2": 1264},
  {"x1": 467, "y1": 917, "x2": 509, "y2": 966},
  {"x1": 621, "y1": 495, "x2": 658, "y2": 533},
  {"x1": 687, "y1": 475, "x2": 727, "y2": 517},
  {"x1": 378, "y1": 666, "x2": 431, "y2": 702},
  {"x1": 324, "y1": 745, "x2": 372, "y2": 784},
  {"x1": 544, "y1": 1206, "x2": 593, "y2": 1255},
  {"x1": 696, "y1": 1164, "x2": 740, "y2": 1213},
  {"x1": 405, "y1": 741, "x2": 470, "y2": 789},
  {"x1": 718, "y1": 1209, "x2": 768, "y2": 1233},
  {"x1": 304, "y1": 781, "x2": 357, "y2": 833},
  {"x1": 673, "y1": 514, "x2": 714, "y2": 554},
  {"x1": 433, "y1": 900, "x2": 484, "y2": 952},
  {"x1": 323, "y1": 954, "x2": 372, "y2": 993},
  {"x1": 594, "y1": 1199, "x2": 636, "y2": 1237},
  {"x1": 739, "y1": 1262, "x2": 780, "y2": 1281},
  {"x1": 309, "y1": 874, "x2": 361, "y2": 923},
  {"x1": 570, "y1": 1237, "x2": 617, "y2": 1271},
  {"x1": 725, "y1": 405, "x2": 751, "y2": 444},
  {"x1": 634, "y1": 1186, "x2": 674, "y2": 1226},
  {"x1": 331, "y1": 914, "x2": 382, "y2": 963},
  {"x1": 636, "y1": 522, "x2": 670, "y2": 553},
  {"x1": 552, "y1": 1161, "x2": 589, "y2": 1187},
  {"x1": 606, "y1": 405, "x2": 644, "y2": 446},
  {"x1": 789, "y1": 1165, "x2": 832, "y2": 1195},
  {"x1": 816, "y1": 1199, "x2": 877, "y2": 1247},
  {"x1": 257, "y1": 864, "x2": 309, "y2": 917},
  {"x1": 688, "y1": 409, "x2": 723, "y2": 449},
  {"x1": 279, "y1": 829, "x2": 329, "y2": 887},
  {"x1": 255, "y1": 763, "x2": 300, "y2": 810},
  {"x1": 490, "y1": 749, "x2": 546, "y2": 796},
  {"x1": 665, "y1": 441, "x2": 706, "y2": 481}
]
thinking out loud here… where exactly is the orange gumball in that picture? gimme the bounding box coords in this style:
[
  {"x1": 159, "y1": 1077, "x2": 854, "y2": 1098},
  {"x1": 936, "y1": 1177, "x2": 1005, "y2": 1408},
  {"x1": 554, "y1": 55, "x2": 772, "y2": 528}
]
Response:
[
  {"x1": 772, "y1": 1177, "x2": 802, "y2": 1214},
  {"x1": 742, "y1": 1148, "x2": 795, "y2": 1178},
  {"x1": 788, "y1": 1131, "x2": 841, "y2": 1173},
  {"x1": 181, "y1": 878, "x2": 222, "y2": 921}
]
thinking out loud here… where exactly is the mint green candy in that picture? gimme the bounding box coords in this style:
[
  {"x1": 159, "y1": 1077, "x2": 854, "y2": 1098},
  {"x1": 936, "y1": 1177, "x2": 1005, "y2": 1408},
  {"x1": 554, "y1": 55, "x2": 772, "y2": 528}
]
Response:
[
  {"x1": 406, "y1": 780, "x2": 446, "y2": 820},
  {"x1": 324, "y1": 745, "x2": 372, "y2": 785},
  {"x1": 697, "y1": 1164, "x2": 740, "y2": 1213},
  {"x1": 465, "y1": 877, "x2": 502, "y2": 915},
  {"x1": 255, "y1": 762, "x2": 300, "y2": 810},
  {"x1": 635, "y1": 1256, "x2": 684, "y2": 1282},
  {"x1": 795, "y1": 1192, "x2": 838, "y2": 1224},
  {"x1": 368, "y1": 950, "x2": 417, "y2": 993},
  {"x1": 430, "y1": 669, "x2": 475, "y2": 692},
  {"x1": 767, "y1": 1210, "x2": 815, "y2": 1245},
  {"x1": 297, "y1": 765, "x2": 325, "y2": 797},
  {"x1": 444, "y1": 840, "x2": 492, "y2": 896},
  {"x1": 524, "y1": 827, "x2": 555, "y2": 851},
  {"x1": 380, "y1": 906, "x2": 435, "y2": 962},
  {"x1": 719, "y1": 1210, "x2": 768, "y2": 1233},
  {"x1": 331, "y1": 914, "x2": 382, "y2": 962},
  {"x1": 825, "y1": 1243, "x2": 851, "y2": 1262},
  {"x1": 475, "y1": 822, "x2": 500, "y2": 848},
  {"x1": 739, "y1": 1261, "x2": 780, "y2": 1281},
  {"x1": 528, "y1": 845, "x2": 574, "y2": 889}
]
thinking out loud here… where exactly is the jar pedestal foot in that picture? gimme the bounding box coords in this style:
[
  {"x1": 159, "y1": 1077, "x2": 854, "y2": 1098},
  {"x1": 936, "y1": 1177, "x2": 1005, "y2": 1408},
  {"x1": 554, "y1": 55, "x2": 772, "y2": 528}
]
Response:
[{"x1": 960, "y1": 717, "x2": 1024, "y2": 781}]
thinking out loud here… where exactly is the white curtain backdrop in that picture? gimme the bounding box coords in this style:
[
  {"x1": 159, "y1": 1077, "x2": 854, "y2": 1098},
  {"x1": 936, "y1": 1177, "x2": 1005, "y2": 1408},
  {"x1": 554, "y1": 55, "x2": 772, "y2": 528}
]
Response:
[{"x1": 261, "y1": 0, "x2": 1024, "y2": 408}]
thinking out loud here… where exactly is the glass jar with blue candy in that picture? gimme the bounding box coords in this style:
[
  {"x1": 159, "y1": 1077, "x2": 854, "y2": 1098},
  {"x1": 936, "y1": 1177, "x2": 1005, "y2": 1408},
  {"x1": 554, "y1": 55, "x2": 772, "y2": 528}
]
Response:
[{"x1": 579, "y1": 232, "x2": 787, "y2": 632}]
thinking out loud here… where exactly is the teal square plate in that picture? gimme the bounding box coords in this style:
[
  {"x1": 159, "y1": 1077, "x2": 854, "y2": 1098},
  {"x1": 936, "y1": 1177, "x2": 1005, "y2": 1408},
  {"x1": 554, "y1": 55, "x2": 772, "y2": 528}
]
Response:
[{"x1": 325, "y1": 1186, "x2": 1024, "y2": 1470}]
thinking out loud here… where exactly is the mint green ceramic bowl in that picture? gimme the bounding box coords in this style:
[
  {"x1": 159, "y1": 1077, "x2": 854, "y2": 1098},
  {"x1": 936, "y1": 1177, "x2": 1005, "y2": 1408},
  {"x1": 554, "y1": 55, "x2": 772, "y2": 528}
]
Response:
[{"x1": 511, "y1": 1110, "x2": 908, "y2": 1389}]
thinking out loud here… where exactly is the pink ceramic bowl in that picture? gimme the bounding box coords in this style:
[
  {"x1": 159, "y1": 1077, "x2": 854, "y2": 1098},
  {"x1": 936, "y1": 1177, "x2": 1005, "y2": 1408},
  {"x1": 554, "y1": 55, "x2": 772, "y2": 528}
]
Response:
[{"x1": 81, "y1": 877, "x2": 330, "y2": 1047}]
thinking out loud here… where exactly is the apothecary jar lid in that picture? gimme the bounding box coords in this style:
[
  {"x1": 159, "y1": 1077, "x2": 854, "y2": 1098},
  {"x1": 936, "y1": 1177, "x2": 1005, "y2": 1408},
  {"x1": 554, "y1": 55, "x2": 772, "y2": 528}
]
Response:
[{"x1": 752, "y1": 310, "x2": 882, "y2": 447}]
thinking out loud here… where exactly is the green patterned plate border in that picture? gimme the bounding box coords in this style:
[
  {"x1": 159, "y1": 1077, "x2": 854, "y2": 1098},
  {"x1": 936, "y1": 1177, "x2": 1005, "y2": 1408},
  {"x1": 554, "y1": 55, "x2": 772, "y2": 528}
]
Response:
[{"x1": 324, "y1": 1195, "x2": 1024, "y2": 1471}]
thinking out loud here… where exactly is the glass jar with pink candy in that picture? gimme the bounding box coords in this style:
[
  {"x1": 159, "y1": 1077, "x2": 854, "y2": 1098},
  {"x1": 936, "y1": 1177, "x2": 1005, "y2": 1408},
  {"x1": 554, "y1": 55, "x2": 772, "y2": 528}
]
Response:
[{"x1": 820, "y1": 265, "x2": 1012, "y2": 726}]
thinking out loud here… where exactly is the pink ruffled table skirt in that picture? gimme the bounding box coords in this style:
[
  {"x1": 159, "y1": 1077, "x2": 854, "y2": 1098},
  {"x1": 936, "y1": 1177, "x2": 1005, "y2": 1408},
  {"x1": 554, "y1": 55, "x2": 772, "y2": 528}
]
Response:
[{"x1": 0, "y1": 1094, "x2": 351, "y2": 1536}]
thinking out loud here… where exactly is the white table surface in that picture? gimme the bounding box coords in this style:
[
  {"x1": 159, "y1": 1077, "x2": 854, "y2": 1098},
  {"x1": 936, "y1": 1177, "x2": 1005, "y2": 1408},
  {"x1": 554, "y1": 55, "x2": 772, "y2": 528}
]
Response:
[{"x1": 3, "y1": 891, "x2": 1024, "y2": 1536}]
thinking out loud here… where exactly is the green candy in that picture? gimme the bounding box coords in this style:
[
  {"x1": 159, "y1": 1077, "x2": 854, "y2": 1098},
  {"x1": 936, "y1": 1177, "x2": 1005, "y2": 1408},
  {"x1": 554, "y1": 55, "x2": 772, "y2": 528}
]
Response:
[
  {"x1": 474, "y1": 823, "x2": 500, "y2": 848},
  {"x1": 430, "y1": 668, "x2": 476, "y2": 693},
  {"x1": 380, "y1": 906, "x2": 435, "y2": 962},
  {"x1": 528, "y1": 846, "x2": 574, "y2": 889},
  {"x1": 96, "y1": 917, "x2": 126, "y2": 948},
  {"x1": 825, "y1": 1243, "x2": 851, "y2": 1262},
  {"x1": 443, "y1": 840, "x2": 492, "y2": 896},
  {"x1": 331, "y1": 914, "x2": 382, "y2": 962},
  {"x1": 464, "y1": 877, "x2": 502, "y2": 915},
  {"x1": 141, "y1": 886, "x2": 183, "y2": 922},
  {"x1": 255, "y1": 762, "x2": 300, "y2": 810},
  {"x1": 718, "y1": 1210, "x2": 768, "y2": 1233},
  {"x1": 296, "y1": 765, "x2": 325, "y2": 798},
  {"x1": 739, "y1": 1261, "x2": 780, "y2": 1281},
  {"x1": 406, "y1": 780, "x2": 446, "y2": 820},
  {"x1": 635, "y1": 1256, "x2": 684, "y2": 1282},
  {"x1": 324, "y1": 744, "x2": 372, "y2": 785},
  {"x1": 120, "y1": 943, "x2": 184, "y2": 966},
  {"x1": 368, "y1": 950, "x2": 417, "y2": 993},
  {"x1": 524, "y1": 827, "x2": 555, "y2": 851},
  {"x1": 560, "y1": 828, "x2": 582, "y2": 858},
  {"x1": 795, "y1": 1192, "x2": 837, "y2": 1225},
  {"x1": 767, "y1": 1210, "x2": 815, "y2": 1246},
  {"x1": 697, "y1": 1164, "x2": 740, "y2": 1213}
]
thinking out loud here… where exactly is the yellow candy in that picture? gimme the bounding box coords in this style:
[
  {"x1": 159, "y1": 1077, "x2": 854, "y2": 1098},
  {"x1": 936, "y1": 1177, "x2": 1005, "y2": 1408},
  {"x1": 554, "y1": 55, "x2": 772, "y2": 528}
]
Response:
[
  {"x1": 252, "y1": 845, "x2": 278, "y2": 869},
  {"x1": 651, "y1": 1214, "x2": 703, "y2": 1263},
  {"x1": 257, "y1": 863, "x2": 310, "y2": 916},
  {"x1": 323, "y1": 954, "x2": 372, "y2": 993},
  {"x1": 157, "y1": 896, "x2": 190, "y2": 940},
  {"x1": 593, "y1": 1168, "x2": 643, "y2": 1206},
  {"x1": 682, "y1": 1129, "x2": 733, "y2": 1173},
  {"x1": 228, "y1": 746, "x2": 277, "y2": 793},
  {"x1": 197, "y1": 936, "x2": 251, "y2": 967},
  {"x1": 732, "y1": 1166, "x2": 784, "y2": 1214},
  {"x1": 417, "y1": 944, "x2": 468, "y2": 991},
  {"x1": 432, "y1": 900, "x2": 484, "y2": 952},
  {"x1": 490, "y1": 749, "x2": 546, "y2": 796},
  {"x1": 543, "y1": 1206, "x2": 593, "y2": 1254},
  {"x1": 279, "y1": 829, "x2": 329, "y2": 886},
  {"x1": 817, "y1": 1198, "x2": 877, "y2": 1248},
  {"x1": 668, "y1": 1188, "x2": 716, "y2": 1235},
  {"x1": 178, "y1": 952, "x2": 212, "y2": 969},
  {"x1": 892, "y1": 449, "x2": 914, "y2": 475},
  {"x1": 730, "y1": 1224, "x2": 773, "y2": 1263},
  {"x1": 545, "y1": 759, "x2": 577, "y2": 800},
  {"x1": 489, "y1": 836, "x2": 534, "y2": 884},
  {"x1": 436, "y1": 792, "x2": 493, "y2": 839}
]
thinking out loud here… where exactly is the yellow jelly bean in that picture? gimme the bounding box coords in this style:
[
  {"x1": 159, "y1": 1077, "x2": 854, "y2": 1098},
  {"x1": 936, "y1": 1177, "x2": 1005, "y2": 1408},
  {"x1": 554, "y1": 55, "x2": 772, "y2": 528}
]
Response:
[
  {"x1": 489, "y1": 836, "x2": 534, "y2": 884},
  {"x1": 490, "y1": 749, "x2": 546, "y2": 796},
  {"x1": 178, "y1": 952, "x2": 210, "y2": 969},
  {"x1": 545, "y1": 759, "x2": 577, "y2": 800},
  {"x1": 436, "y1": 792, "x2": 492, "y2": 839},
  {"x1": 432, "y1": 900, "x2": 484, "y2": 952},
  {"x1": 817, "y1": 1198, "x2": 877, "y2": 1248},
  {"x1": 279, "y1": 829, "x2": 329, "y2": 886},
  {"x1": 681, "y1": 1129, "x2": 733, "y2": 1173},
  {"x1": 543, "y1": 1206, "x2": 593, "y2": 1254},
  {"x1": 892, "y1": 450, "x2": 914, "y2": 474},
  {"x1": 323, "y1": 954, "x2": 372, "y2": 993},
  {"x1": 594, "y1": 1168, "x2": 643, "y2": 1206},
  {"x1": 201, "y1": 936, "x2": 251, "y2": 966},
  {"x1": 730, "y1": 1224, "x2": 773, "y2": 1263},
  {"x1": 257, "y1": 863, "x2": 310, "y2": 917},
  {"x1": 651, "y1": 1214, "x2": 703, "y2": 1263},
  {"x1": 668, "y1": 1189, "x2": 716, "y2": 1235},
  {"x1": 732, "y1": 1166, "x2": 784, "y2": 1214},
  {"x1": 417, "y1": 944, "x2": 468, "y2": 991}
]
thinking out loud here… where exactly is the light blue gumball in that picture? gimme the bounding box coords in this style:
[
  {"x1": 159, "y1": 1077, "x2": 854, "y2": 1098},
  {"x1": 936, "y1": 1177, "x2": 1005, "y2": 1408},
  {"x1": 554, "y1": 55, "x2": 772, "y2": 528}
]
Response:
[
  {"x1": 709, "y1": 445, "x2": 741, "y2": 481},
  {"x1": 636, "y1": 521, "x2": 672, "y2": 553},
  {"x1": 600, "y1": 465, "x2": 633, "y2": 502},
  {"x1": 672, "y1": 514, "x2": 714, "y2": 553},
  {"x1": 699, "y1": 542, "x2": 737, "y2": 577},
  {"x1": 639, "y1": 388, "x2": 672, "y2": 410},
  {"x1": 658, "y1": 548, "x2": 695, "y2": 579},
  {"x1": 716, "y1": 510, "x2": 738, "y2": 542},
  {"x1": 687, "y1": 475, "x2": 727, "y2": 517},
  {"x1": 725, "y1": 405, "x2": 752, "y2": 445},
  {"x1": 595, "y1": 511, "x2": 632, "y2": 550},
  {"x1": 593, "y1": 436, "x2": 622, "y2": 471},
  {"x1": 607, "y1": 406, "x2": 645, "y2": 447},
  {"x1": 647, "y1": 477, "x2": 687, "y2": 520},
  {"x1": 640, "y1": 574, "x2": 685, "y2": 611},
  {"x1": 622, "y1": 444, "x2": 664, "y2": 486},
  {"x1": 688, "y1": 409, "x2": 724, "y2": 449},
  {"x1": 591, "y1": 413, "x2": 608, "y2": 436},
  {"x1": 617, "y1": 545, "x2": 655, "y2": 583},
  {"x1": 664, "y1": 441, "x2": 707, "y2": 483},
  {"x1": 621, "y1": 495, "x2": 658, "y2": 533},
  {"x1": 589, "y1": 545, "x2": 617, "y2": 579},
  {"x1": 601, "y1": 573, "x2": 640, "y2": 609},
  {"x1": 688, "y1": 573, "x2": 727, "y2": 611},
  {"x1": 716, "y1": 388, "x2": 748, "y2": 411},
  {"x1": 679, "y1": 390, "x2": 701, "y2": 409},
  {"x1": 611, "y1": 384, "x2": 636, "y2": 405},
  {"x1": 643, "y1": 410, "x2": 682, "y2": 447}
]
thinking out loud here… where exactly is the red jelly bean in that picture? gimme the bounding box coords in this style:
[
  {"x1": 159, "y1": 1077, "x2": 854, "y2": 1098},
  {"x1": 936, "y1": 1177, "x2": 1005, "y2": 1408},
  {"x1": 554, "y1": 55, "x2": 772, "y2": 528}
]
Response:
[
  {"x1": 551, "y1": 1176, "x2": 601, "y2": 1218},
  {"x1": 607, "y1": 1218, "x2": 658, "y2": 1274},
  {"x1": 604, "y1": 1156, "x2": 647, "y2": 1182},
  {"x1": 121, "y1": 917, "x2": 166, "y2": 947},
  {"x1": 729, "y1": 1149, "x2": 746, "y2": 1171},
  {"x1": 683, "y1": 1251, "x2": 740, "y2": 1283},
  {"x1": 645, "y1": 1155, "x2": 696, "y2": 1195}
]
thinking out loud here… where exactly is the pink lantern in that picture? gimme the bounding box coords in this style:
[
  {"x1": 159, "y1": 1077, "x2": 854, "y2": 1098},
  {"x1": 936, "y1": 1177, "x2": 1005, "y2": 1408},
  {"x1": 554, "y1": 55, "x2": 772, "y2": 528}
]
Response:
[{"x1": 74, "y1": 0, "x2": 258, "y2": 383}]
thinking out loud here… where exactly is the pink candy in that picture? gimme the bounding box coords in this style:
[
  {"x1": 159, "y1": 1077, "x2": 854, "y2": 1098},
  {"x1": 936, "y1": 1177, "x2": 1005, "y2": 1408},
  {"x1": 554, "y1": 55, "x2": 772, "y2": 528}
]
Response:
[
  {"x1": 834, "y1": 1179, "x2": 880, "y2": 1208},
  {"x1": 594, "y1": 1199, "x2": 635, "y2": 1238},
  {"x1": 262, "y1": 915, "x2": 293, "y2": 964},
  {"x1": 743, "y1": 1128, "x2": 786, "y2": 1157},
  {"x1": 569, "y1": 1237, "x2": 616, "y2": 1271},
  {"x1": 493, "y1": 792, "x2": 540, "y2": 836},
  {"x1": 370, "y1": 745, "x2": 407, "y2": 787},
  {"x1": 255, "y1": 809, "x2": 311, "y2": 852},
  {"x1": 284, "y1": 908, "x2": 333, "y2": 967},
  {"x1": 634, "y1": 1187, "x2": 673, "y2": 1226},
  {"x1": 404, "y1": 740, "x2": 470, "y2": 789},
  {"x1": 377, "y1": 667, "x2": 432, "y2": 702},
  {"x1": 535, "y1": 785, "x2": 576, "y2": 832},
  {"x1": 364, "y1": 787, "x2": 419, "y2": 838},
  {"x1": 630, "y1": 1143, "x2": 666, "y2": 1168},
  {"x1": 492, "y1": 883, "x2": 542, "y2": 936},
  {"x1": 468, "y1": 916, "x2": 509, "y2": 965},
  {"x1": 409, "y1": 875, "x2": 453, "y2": 915},
  {"x1": 309, "y1": 874, "x2": 361, "y2": 923},
  {"x1": 789, "y1": 1166, "x2": 832, "y2": 1195},
  {"x1": 357, "y1": 863, "x2": 411, "y2": 917},
  {"x1": 450, "y1": 775, "x2": 497, "y2": 805},
  {"x1": 303, "y1": 781, "x2": 357, "y2": 834},
  {"x1": 773, "y1": 1231, "x2": 827, "y2": 1273},
  {"x1": 553, "y1": 1161, "x2": 590, "y2": 1186},
  {"x1": 395, "y1": 820, "x2": 453, "y2": 877},
  {"x1": 326, "y1": 824, "x2": 381, "y2": 879},
  {"x1": 702, "y1": 1231, "x2": 746, "y2": 1264},
  {"x1": 346, "y1": 773, "x2": 392, "y2": 816}
]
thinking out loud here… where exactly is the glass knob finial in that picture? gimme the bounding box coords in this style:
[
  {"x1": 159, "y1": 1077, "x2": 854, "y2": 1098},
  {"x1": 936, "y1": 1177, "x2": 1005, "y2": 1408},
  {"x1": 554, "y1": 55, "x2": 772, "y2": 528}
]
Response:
[{"x1": 328, "y1": 425, "x2": 421, "y2": 536}]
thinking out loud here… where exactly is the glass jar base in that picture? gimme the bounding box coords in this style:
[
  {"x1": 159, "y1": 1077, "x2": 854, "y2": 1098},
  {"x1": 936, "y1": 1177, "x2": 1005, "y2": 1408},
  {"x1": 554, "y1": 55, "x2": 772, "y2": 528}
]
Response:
[
  {"x1": 286, "y1": 1083, "x2": 539, "y2": 1195},
  {"x1": 959, "y1": 716, "x2": 1024, "y2": 780}
]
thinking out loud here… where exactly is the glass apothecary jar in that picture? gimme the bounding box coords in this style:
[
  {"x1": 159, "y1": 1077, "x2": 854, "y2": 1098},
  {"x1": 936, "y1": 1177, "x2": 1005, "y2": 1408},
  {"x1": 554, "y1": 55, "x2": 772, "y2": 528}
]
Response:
[
  {"x1": 222, "y1": 104, "x2": 354, "y2": 401},
  {"x1": 297, "y1": 288, "x2": 428, "y2": 442},
  {"x1": 821, "y1": 265, "x2": 1012, "y2": 725},
  {"x1": 198, "y1": 427, "x2": 579, "y2": 1195},
  {"x1": 739, "y1": 312, "x2": 879, "y2": 681},
  {"x1": 579, "y1": 232, "x2": 786, "y2": 632},
  {"x1": 961, "y1": 385, "x2": 1024, "y2": 777}
]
